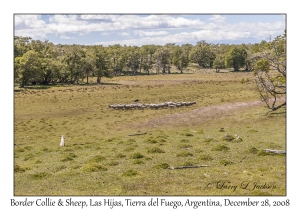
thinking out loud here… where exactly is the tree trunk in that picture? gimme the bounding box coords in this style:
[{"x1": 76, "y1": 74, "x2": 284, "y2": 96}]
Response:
[
  {"x1": 97, "y1": 76, "x2": 101, "y2": 84},
  {"x1": 20, "y1": 81, "x2": 25, "y2": 88}
]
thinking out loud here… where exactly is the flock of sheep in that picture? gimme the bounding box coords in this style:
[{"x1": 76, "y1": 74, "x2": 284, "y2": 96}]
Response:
[{"x1": 108, "y1": 101, "x2": 196, "y2": 110}]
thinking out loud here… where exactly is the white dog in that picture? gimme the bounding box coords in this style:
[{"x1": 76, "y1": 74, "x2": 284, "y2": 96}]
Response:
[{"x1": 60, "y1": 135, "x2": 65, "y2": 146}]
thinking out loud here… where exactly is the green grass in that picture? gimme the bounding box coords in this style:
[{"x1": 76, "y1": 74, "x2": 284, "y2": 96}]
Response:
[{"x1": 14, "y1": 72, "x2": 286, "y2": 195}]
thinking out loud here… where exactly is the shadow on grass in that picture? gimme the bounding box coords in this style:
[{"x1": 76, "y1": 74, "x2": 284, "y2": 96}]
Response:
[
  {"x1": 14, "y1": 82, "x2": 122, "y2": 92},
  {"x1": 79, "y1": 82, "x2": 122, "y2": 86}
]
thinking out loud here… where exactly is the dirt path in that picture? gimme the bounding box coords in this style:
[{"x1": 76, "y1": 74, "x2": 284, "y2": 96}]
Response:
[{"x1": 134, "y1": 98, "x2": 285, "y2": 129}]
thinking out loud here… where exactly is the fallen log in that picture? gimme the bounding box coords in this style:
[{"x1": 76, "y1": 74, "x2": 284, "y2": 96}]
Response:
[
  {"x1": 128, "y1": 132, "x2": 147, "y2": 136},
  {"x1": 168, "y1": 165, "x2": 210, "y2": 170},
  {"x1": 263, "y1": 149, "x2": 286, "y2": 154}
]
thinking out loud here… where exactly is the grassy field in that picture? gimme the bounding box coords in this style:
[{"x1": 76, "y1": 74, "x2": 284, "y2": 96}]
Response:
[{"x1": 14, "y1": 70, "x2": 286, "y2": 196}]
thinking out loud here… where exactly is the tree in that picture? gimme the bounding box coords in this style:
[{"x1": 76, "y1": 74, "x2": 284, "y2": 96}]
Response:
[
  {"x1": 189, "y1": 41, "x2": 215, "y2": 68},
  {"x1": 213, "y1": 55, "x2": 225, "y2": 73},
  {"x1": 14, "y1": 36, "x2": 32, "y2": 58},
  {"x1": 126, "y1": 46, "x2": 140, "y2": 75},
  {"x1": 107, "y1": 44, "x2": 127, "y2": 76},
  {"x1": 94, "y1": 46, "x2": 112, "y2": 84},
  {"x1": 140, "y1": 45, "x2": 158, "y2": 74},
  {"x1": 63, "y1": 45, "x2": 86, "y2": 84},
  {"x1": 225, "y1": 46, "x2": 247, "y2": 71},
  {"x1": 172, "y1": 45, "x2": 189, "y2": 73},
  {"x1": 15, "y1": 50, "x2": 42, "y2": 87},
  {"x1": 81, "y1": 47, "x2": 95, "y2": 84},
  {"x1": 153, "y1": 46, "x2": 171, "y2": 74},
  {"x1": 254, "y1": 32, "x2": 286, "y2": 111}
]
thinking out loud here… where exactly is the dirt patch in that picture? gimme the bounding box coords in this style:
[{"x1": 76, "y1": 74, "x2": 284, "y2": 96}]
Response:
[{"x1": 133, "y1": 98, "x2": 285, "y2": 129}]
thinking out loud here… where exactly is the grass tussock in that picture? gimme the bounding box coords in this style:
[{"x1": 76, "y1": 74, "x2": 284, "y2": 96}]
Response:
[
  {"x1": 30, "y1": 172, "x2": 50, "y2": 180},
  {"x1": 23, "y1": 154, "x2": 35, "y2": 161},
  {"x1": 61, "y1": 153, "x2": 77, "y2": 162},
  {"x1": 220, "y1": 159, "x2": 234, "y2": 166},
  {"x1": 247, "y1": 147, "x2": 259, "y2": 154},
  {"x1": 130, "y1": 152, "x2": 144, "y2": 159},
  {"x1": 115, "y1": 153, "x2": 126, "y2": 158},
  {"x1": 155, "y1": 163, "x2": 170, "y2": 169},
  {"x1": 198, "y1": 154, "x2": 213, "y2": 161},
  {"x1": 176, "y1": 151, "x2": 193, "y2": 157},
  {"x1": 133, "y1": 160, "x2": 144, "y2": 164},
  {"x1": 81, "y1": 163, "x2": 107, "y2": 172},
  {"x1": 89, "y1": 155, "x2": 106, "y2": 163},
  {"x1": 147, "y1": 147, "x2": 165, "y2": 153},
  {"x1": 212, "y1": 144, "x2": 230, "y2": 151},
  {"x1": 122, "y1": 169, "x2": 138, "y2": 177},
  {"x1": 221, "y1": 134, "x2": 235, "y2": 141},
  {"x1": 204, "y1": 137, "x2": 216, "y2": 143},
  {"x1": 14, "y1": 164, "x2": 28, "y2": 173}
]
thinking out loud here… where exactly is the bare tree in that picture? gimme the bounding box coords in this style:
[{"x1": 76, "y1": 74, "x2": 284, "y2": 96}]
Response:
[{"x1": 254, "y1": 32, "x2": 286, "y2": 111}]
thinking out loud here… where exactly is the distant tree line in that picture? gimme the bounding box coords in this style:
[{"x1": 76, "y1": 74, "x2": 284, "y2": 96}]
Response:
[
  {"x1": 13, "y1": 36, "x2": 266, "y2": 86},
  {"x1": 14, "y1": 32, "x2": 286, "y2": 111},
  {"x1": 14, "y1": 33, "x2": 285, "y2": 104}
]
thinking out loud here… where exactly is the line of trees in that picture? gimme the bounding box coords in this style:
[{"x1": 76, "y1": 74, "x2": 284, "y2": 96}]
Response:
[
  {"x1": 14, "y1": 36, "x2": 271, "y2": 87},
  {"x1": 14, "y1": 33, "x2": 286, "y2": 111}
]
